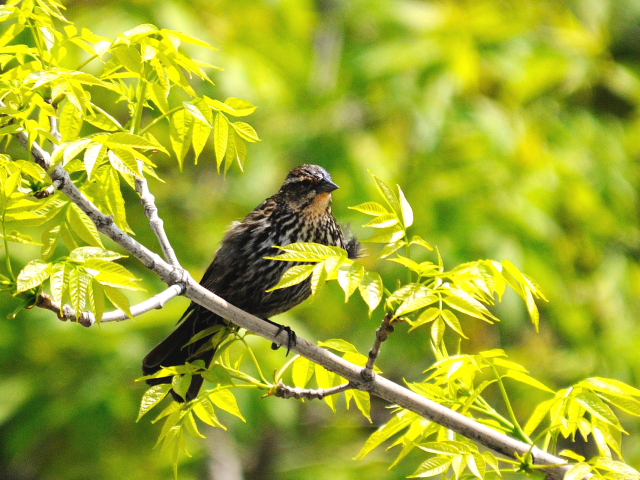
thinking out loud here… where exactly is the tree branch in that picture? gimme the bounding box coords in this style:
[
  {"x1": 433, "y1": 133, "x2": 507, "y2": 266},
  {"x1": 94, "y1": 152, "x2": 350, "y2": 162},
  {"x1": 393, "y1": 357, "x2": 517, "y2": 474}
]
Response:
[
  {"x1": 274, "y1": 381, "x2": 353, "y2": 400},
  {"x1": 135, "y1": 174, "x2": 181, "y2": 267},
  {"x1": 35, "y1": 284, "x2": 185, "y2": 326},
  {"x1": 362, "y1": 312, "x2": 396, "y2": 381},
  {"x1": 13, "y1": 133, "x2": 585, "y2": 480}
]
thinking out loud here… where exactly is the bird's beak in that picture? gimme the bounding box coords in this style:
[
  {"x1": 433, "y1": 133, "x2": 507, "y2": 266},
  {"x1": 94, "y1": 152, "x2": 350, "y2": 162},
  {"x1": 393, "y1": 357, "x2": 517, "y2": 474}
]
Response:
[{"x1": 316, "y1": 179, "x2": 339, "y2": 193}]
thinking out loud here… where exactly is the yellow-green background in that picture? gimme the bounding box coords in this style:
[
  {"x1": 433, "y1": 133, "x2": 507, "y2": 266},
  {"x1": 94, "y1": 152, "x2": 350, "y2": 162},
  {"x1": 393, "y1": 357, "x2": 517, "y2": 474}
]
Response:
[{"x1": 2, "y1": 0, "x2": 640, "y2": 478}]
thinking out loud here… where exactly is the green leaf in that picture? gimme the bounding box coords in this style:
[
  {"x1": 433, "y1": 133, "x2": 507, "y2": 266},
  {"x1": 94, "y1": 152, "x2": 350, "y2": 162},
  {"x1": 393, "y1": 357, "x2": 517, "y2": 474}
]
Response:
[
  {"x1": 310, "y1": 262, "x2": 327, "y2": 297},
  {"x1": 107, "y1": 132, "x2": 165, "y2": 152},
  {"x1": 409, "y1": 307, "x2": 440, "y2": 331},
  {"x1": 137, "y1": 385, "x2": 171, "y2": 421},
  {"x1": 172, "y1": 373, "x2": 192, "y2": 400},
  {"x1": 364, "y1": 223, "x2": 405, "y2": 244},
  {"x1": 114, "y1": 44, "x2": 142, "y2": 74},
  {"x1": 350, "y1": 389, "x2": 372, "y2": 422},
  {"x1": 397, "y1": 185, "x2": 413, "y2": 228},
  {"x1": 337, "y1": 262, "x2": 364, "y2": 301},
  {"x1": 223, "y1": 98, "x2": 257, "y2": 116},
  {"x1": 67, "y1": 202, "x2": 103, "y2": 247},
  {"x1": 84, "y1": 258, "x2": 143, "y2": 291},
  {"x1": 108, "y1": 148, "x2": 140, "y2": 177},
  {"x1": 63, "y1": 138, "x2": 93, "y2": 166},
  {"x1": 84, "y1": 112, "x2": 122, "y2": 132},
  {"x1": 362, "y1": 213, "x2": 400, "y2": 229},
  {"x1": 213, "y1": 113, "x2": 229, "y2": 171},
  {"x1": 358, "y1": 270, "x2": 383, "y2": 313},
  {"x1": 170, "y1": 109, "x2": 193, "y2": 169},
  {"x1": 266, "y1": 264, "x2": 315, "y2": 292},
  {"x1": 208, "y1": 389, "x2": 245, "y2": 421},
  {"x1": 355, "y1": 410, "x2": 419, "y2": 459},
  {"x1": 16, "y1": 260, "x2": 52, "y2": 293},
  {"x1": 190, "y1": 109, "x2": 212, "y2": 164},
  {"x1": 183, "y1": 101, "x2": 212, "y2": 127},
  {"x1": 83, "y1": 142, "x2": 107, "y2": 179},
  {"x1": 59, "y1": 102, "x2": 83, "y2": 142},
  {"x1": 68, "y1": 267, "x2": 91, "y2": 315},
  {"x1": 575, "y1": 391, "x2": 624, "y2": 431},
  {"x1": 314, "y1": 364, "x2": 339, "y2": 412},
  {"x1": 442, "y1": 289, "x2": 498, "y2": 323},
  {"x1": 409, "y1": 457, "x2": 452, "y2": 478},
  {"x1": 40, "y1": 222, "x2": 60, "y2": 260},
  {"x1": 372, "y1": 173, "x2": 401, "y2": 214},
  {"x1": 503, "y1": 370, "x2": 554, "y2": 393},
  {"x1": 563, "y1": 464, "x2": 592, "y2": 480},
  {"x1": 318, "y1": 339, "x2": 360, "y2": 354},
  {"x1": 49, "y1": 263, "x2": 67, "y2": 307},
  {"x1": 440, "y1": 310, "x2": 467, "y2": 338},
  {"x1": 579, "y1": 377, "x2": 640, "y2": 398},
  {"x1": 183, "y1": 411, "x2": 205, "y2": 439},
  {"x1": 0, "y1": 231, "x2": 41, "y2": 246},
  {"x1": 431, "y1": 317, "x2": 445, "y2": 345},
  {"x1": 268, "y1": 243, "x2": 348, "y2": 262},
  {"x1": 101, "y1": 284, "x2": 133, "y2": 319},
  {"x1": 192, "y1": 399, "x2": 224, "y2": 428},
  {"x1": 292, "y1": 356, "x2": 315, "y2": 389},
  {"x1": 231, "y1": 121, "x2": 260, "y2": 142},
  {"x1": 205, "y1": 97, "x2": 257, "y2": 116},
  {"x1": 394, "y1": 285, "x2": 438, "y2": 318},
  {"x1": 349, "y1": 201, "x2": 389, "y2": 216}
]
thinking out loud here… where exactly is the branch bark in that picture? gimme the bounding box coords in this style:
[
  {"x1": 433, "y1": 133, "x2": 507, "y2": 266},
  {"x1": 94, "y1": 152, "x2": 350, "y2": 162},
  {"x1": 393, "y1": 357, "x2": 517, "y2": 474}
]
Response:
[
  {"x1": 36, "y1": 284, "x2": 184, "y2": 326},
  {"x1": 14, "y1": 133, "x2": 584, "y2": 480}
]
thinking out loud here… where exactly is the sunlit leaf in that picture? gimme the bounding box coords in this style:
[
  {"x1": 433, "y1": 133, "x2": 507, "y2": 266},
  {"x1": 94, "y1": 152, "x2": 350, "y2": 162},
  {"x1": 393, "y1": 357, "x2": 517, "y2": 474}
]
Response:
[
  {"x1": 209, "y1": 389, "x2": 245, "y2": 421},
  {"x1": 16, "y1": 260, "x2": 52, "y2": 292}
]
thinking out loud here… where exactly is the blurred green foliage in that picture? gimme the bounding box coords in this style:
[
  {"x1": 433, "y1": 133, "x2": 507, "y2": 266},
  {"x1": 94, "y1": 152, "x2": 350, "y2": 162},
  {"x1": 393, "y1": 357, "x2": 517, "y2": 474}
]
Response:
[{"x1": 2, "y1": 0, "x2": 640, "y2": 479}]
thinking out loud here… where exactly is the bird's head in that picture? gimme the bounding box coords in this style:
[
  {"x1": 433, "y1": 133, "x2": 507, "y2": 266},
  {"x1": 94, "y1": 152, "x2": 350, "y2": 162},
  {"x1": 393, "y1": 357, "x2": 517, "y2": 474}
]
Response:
[{"x1": 279, "y1": 164, "x2": 339, "y2": 213}]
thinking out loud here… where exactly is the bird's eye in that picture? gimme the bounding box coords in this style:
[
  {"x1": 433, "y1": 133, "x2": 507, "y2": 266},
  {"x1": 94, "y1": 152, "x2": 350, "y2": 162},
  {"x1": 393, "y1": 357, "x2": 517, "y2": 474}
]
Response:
[{"x1": 300, "y1": 179, "x2": 313, "y2": 188}]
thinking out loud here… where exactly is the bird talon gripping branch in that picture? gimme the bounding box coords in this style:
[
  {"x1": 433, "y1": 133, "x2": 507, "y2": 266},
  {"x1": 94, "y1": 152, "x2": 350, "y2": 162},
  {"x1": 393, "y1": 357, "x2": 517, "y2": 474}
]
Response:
[{"x1": 142, "y1": 165, "x2": 360, "y2": 402}]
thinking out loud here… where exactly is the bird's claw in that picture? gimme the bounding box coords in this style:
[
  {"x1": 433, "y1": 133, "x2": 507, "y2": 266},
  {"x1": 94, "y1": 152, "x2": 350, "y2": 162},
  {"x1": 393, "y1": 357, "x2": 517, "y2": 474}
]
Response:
[{"x1": 271, "y1": 324, "x2": 297, "y2": 356}]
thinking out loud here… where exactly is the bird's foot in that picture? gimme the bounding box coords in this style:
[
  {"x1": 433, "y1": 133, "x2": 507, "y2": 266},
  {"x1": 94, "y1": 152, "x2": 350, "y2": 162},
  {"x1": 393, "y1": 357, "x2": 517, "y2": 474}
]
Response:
[{"x1": 264, "y1": 319, "x2": 297, "y2": 356}]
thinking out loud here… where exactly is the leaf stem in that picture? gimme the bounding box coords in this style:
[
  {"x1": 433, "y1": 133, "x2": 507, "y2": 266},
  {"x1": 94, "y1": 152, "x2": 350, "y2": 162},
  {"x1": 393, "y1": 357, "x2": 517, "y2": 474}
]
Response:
[
  {"x1": 76, "y1": 54, "x2": 99, "y2": 71},
  {"x1": 1, "y1": 212, "x2": 15, "y2": 281},
  {"x1": 489, "y1": 362, "x2": 533, "y2": 444},
  {"x1": 240, "y1": 336, "x2": 269, "y2": 385},
  {"x1": 130, "y1": 66, "x2": 149, "y2": 134},
  {"x1": 138, "y1": 106, "x2": 183, "y2": 136},
  {"x1": 27, "y1": 19, "x2": 48, "y2": 70}
]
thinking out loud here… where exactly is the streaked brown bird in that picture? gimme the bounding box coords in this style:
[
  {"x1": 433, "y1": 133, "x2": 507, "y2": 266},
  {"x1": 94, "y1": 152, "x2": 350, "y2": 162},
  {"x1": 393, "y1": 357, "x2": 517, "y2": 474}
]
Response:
[{"x1": 143, "y1": 165, "x2": 360, "y2": 401}]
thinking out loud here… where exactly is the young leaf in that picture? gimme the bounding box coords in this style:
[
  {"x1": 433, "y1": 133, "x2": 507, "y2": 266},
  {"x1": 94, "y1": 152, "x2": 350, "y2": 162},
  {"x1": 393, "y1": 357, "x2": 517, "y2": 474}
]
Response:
[
  {"x1": 372, "y1": 174, "x2": 401, "y2": 214},
  {"x1": 397, "y1": 185, "x2": 413, "y2": 228},
  {"x1": 208, "y1": 389, "x2": 245, "y2": 421},
  {"x1": 137, "y1": 385, "x2": 172, "y2": 421},
  {"x1": 101, "y1": 284, "x2": 133, "y2": 319},
  {"x1": 349, "y1": 201, "x2": 389, "y2": 217},
  {"x1": 292, "y1": 356, "x2": 315, "y2": 389},
  {"x1": 440, "y1": 310, "x2": 467, "y2": 339},
  {"x1": 192, "y1": 399, "x2": 224, "y2": 428},
  {"x1": 85, "y1": 258, "x2": 143, "y2": 291},
  {"x1": 266, "y1": 264, "x2": 315, "y2": 292},
  {"x1": 214, "y1": 112, "x2": 229, "y2": 170},
  {"x1": 67, "y1": 202, "x2": 104, "y2": 247},
  {"x1": 358, "y1": 270, "x2": 383, "y2": 313},
  {"x1": 337, "y1": 262, "x2": 364, "y2": 301},
  {"x1": 16, "y1": 260, "x2": 52, "y2": 292},
  {"x1": 231, "y1": 122, "x2": 260, "y2": 142},
  {"x1": 409, "y1": 456, "x2": 452, "y2": 478}
]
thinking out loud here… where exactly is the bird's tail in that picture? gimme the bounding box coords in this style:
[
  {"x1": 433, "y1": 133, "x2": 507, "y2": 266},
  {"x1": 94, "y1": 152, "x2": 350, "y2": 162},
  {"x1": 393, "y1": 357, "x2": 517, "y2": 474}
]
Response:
[{"x1": 142, "y1": 305, "x2": 226, "y2": 402}]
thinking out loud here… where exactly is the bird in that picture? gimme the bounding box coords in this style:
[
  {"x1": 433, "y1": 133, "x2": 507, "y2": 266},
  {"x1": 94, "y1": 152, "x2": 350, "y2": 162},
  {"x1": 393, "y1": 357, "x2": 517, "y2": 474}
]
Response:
[{"x1": 142, "y1": 164, "x2": 361, "y2": 402}]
